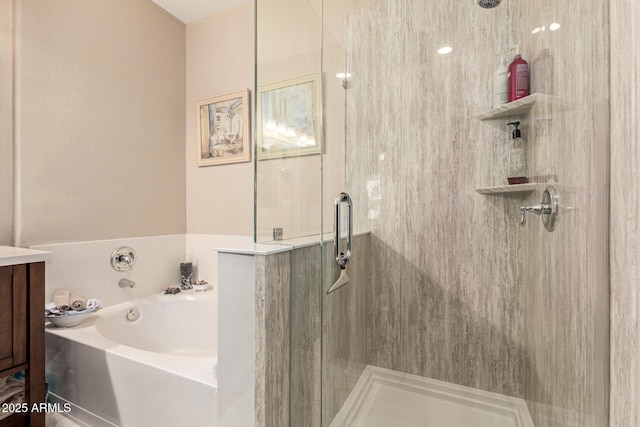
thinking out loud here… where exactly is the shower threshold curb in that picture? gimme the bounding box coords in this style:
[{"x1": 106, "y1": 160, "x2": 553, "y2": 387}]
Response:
[{"x1": 330, "y1": 365, "x2": 535, "y2": 427}]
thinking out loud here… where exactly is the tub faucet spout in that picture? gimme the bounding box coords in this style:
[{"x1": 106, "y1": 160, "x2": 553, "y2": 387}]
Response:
[{"x1": 119, "y1": 278, "x2": 135, "y2": 288}]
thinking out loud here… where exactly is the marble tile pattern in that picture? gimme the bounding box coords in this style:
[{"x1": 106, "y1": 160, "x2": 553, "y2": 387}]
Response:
[
  {"x1": 256, "y1": 0, "x2": 612, "y2": 425},
  {"x1": 345, "y1": 0, "x2": 526, "y2": 397},
  {"x1": 521, "y1": 1, "x2": 610, "y2": 426},
  {"x1": 609, "y1": 0, "x2": 639, "y2": 426},
  {"x1": 290, "y1": 244, "x2": 322, "y2": 427},
  {"x1": 345, "y1": 2, "x2": 611, "y2": 423},
  {"x1": 322, "y1": 235, "x2": 370, "y2": 425},
  {"x1": 254, "y1": 252, "x2": 291, "y2": 427},
  {"x1": 254, "y1": 235, "x2": 369, "y2": 427}
]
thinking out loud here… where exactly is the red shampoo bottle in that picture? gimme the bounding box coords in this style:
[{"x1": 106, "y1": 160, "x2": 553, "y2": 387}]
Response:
[{"x1": 508, "y1": 48, "x2": 529, "y2": 102}]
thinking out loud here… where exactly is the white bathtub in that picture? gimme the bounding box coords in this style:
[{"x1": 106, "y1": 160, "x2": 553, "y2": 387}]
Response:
[{"x1": 45, "y1": 291, "x2": 217, "y2": 427}]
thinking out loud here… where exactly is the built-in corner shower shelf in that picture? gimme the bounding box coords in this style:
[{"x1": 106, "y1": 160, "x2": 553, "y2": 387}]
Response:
[
  {"x1": 474, "y1": 183, "x2": 537, "y2": 195},
  {"x1": 476, "y1": 94, "x2": 539, "y2": 120}
]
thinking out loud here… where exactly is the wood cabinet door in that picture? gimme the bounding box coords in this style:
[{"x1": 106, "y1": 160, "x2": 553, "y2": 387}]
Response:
[
  {"x1": 0, "y1": 265, "x2": 27, "y2": 372},
  {"x1": 0, "y1": 266, "x2": 13, "y2": 371},
  {"x1": 11, "y1": 265, "x2": 27, "y2": 366}
]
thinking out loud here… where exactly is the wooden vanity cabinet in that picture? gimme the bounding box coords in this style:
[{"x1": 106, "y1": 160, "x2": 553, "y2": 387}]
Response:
[{"x1": 0, "y1": 262, "x2": 45, "y2": 427}]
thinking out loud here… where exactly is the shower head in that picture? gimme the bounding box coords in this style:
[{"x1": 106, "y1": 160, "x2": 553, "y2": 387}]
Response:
[{"x1": 477, "y1": 0, "x2": 501, "y2": 8}]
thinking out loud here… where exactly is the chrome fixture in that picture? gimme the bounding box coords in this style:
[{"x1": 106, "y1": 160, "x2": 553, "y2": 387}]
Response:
[
  {"x1": 119, "y1": 278, "x2": 135, "y2": 288},
  {"x1": 125, "y1": 307, "x2": 140, "y2": 321},
  {"x1": 334, "y1": 192, "x2": 353, "y2": 268},
  {"x1": 520, "y1": 185, "x2": 558, "y2": 231},
  {"x1": 273, "y1": 227, "x2": 283, "y2": 241},
  {"x1": 328, "y1": 192, "x2": 353, "y2": 294},
  {"x1": 111, "y1": 247, "x2": 136, "y2": 271}
]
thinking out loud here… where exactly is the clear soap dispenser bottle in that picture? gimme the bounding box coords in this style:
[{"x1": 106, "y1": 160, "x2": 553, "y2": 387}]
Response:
[{"x1": 507, "y1": 121, "x2": 528, "y2": 185}]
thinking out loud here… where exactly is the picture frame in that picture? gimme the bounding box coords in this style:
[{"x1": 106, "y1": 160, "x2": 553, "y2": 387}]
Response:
[
  {"x1": 196, "y1": 89, "x2": 251, "y2": 167},
  {"x1": 257, "y1": 73, "x2": 322, "y2": 160}
]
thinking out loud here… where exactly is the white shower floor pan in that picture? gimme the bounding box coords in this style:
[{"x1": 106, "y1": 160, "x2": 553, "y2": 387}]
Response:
[{"x1": 331, "y1": 366, "x2": 535, "y2": 427}]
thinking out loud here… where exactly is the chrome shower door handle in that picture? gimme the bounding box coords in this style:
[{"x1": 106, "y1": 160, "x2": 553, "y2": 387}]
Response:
[
  {"x1": 334, "y1": 192, "x2": 353, "y2": 269},
  {"x1": 329, "y1": 192, "x2": 353, "y2": 294}
]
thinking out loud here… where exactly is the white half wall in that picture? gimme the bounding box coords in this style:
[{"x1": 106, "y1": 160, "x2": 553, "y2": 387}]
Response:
[
  {"x1": 186, "y1": 233, "x2": 253, "y2": 288},
  {"x1": 217, "y1": 252, "x2": 256, "y2": 427},
  {"x1": 33, "y1": 235, "x2": 186, "y2": 308}
]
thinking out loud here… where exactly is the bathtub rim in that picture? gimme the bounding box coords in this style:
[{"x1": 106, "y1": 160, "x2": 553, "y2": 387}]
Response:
[{"x1": 45, "y1": 290, "x2": 217, "y2": 388}]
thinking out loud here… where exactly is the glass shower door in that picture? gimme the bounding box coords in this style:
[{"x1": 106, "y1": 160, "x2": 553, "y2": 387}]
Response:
[
  {"x1": 256, "y1": 0, "x2": 610, "y2": 426},
  {"x1": 254, "y1": 0, "x2": 326, "y2": 426},
  {"x1": 319, "y1": 0, "x2": 611, "y2": 426},
  {"x1": 318, "y1": 2, "x2": 369, "y2": 425}
]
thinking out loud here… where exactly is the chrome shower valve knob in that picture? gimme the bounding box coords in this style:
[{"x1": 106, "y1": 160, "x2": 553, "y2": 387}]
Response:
[
  {"x1": 111, "y1": 247, "x2": 137, "y2": 271},
  {"x1": 520, "y1": 204, "x2": 552, "y2": 226},
  {"x1": 519, "y1": 185, "x2": 558, "y2": 232}
]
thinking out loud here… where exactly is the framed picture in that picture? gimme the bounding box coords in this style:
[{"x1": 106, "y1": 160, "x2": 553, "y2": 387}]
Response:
[
  {"x1": 196, "y1": 89, "x2": 250, "y2": 167},
  {"x1": 257, "y1": 73, "x2": 322, "y2": 160}
]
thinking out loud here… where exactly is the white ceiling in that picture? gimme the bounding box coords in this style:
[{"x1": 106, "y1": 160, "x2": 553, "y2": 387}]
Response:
[{"x1": 151, "y1": 0, "x2": 249, "y2": 23}]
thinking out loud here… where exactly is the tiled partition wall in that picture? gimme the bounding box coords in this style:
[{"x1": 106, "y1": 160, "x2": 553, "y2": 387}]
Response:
[
  {"x1": 289, "y1": 245, "x2": 321, "y2": 426},
  {"x1": 255, "y1": 252, "x2": 291, "y2": 427},
  {"x1": 320, "y1": 235, "x2": 370, "y2": 424},
  {"x1": 265, "y1": 236, "x2": 370, "y2": 426},
  {"x1": 345, "y1": 0, "x2": 525, "y2": 397},
  {"x1": 233, "y1": 234, "x2": 370, "y2": 427}
]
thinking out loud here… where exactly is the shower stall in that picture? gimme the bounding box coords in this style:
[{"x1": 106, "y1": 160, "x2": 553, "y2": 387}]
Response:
[{"x1": 254, "y1": 0, "x2": 611, "y2": 425}]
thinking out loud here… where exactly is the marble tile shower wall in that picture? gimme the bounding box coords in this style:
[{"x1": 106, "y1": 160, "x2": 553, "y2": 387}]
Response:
[
  {"x1": 609, "y1": 1, "x2": 640, "y2": 426},
  {"x1": 265, "y1": 236, "x2": 369, "y2": 426},
  {"x1": 289, "y1": 245, "x2": 322, "y2": 426},
  {"x1": 344, "y1": 0, "x2": 610, "y2": 425},
  {"x1": 321, "y1": 236, "x2": 369, "y2": 424},
  {"x1": 345, "y1": 0, "x2": 525, "y2": 397},
  {"x1": 255, "y1": 252, "x2": 291, "y2": 427},
  {"x1": 521, "y1": 1, "x2": 609, "y2": 426}
]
